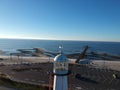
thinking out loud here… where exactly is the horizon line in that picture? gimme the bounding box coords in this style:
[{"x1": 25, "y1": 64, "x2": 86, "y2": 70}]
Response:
[{"x1": 0, "y1": 37, "x2": 119, "y2": 43}]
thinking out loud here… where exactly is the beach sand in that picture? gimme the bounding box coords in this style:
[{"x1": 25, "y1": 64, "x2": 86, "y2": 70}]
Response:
[
  {"x1": 92, "y1": 60, "x2": 120, "y2": 71},
  {"x1": 0, "y1": 55, "x2": 53, "y2": 64},
  {"x1": 0, "y1": 55, "x2": 120, "y2": 71}
]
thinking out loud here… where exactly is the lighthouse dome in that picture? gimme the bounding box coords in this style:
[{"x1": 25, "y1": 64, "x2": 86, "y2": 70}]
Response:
[{"x1": 54, "y1": 54, "x2": 68, "y2": 62}]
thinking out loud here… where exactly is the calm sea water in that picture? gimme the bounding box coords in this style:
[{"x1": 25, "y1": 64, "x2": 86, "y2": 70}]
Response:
[{"x1": 0, "y1": 39, "x2": 120, "y2": 55}]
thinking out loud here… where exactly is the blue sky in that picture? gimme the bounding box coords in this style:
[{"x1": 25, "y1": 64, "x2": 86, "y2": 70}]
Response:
[{"x1": 0, "y1": 0, "x2": 120, "y2": 42}]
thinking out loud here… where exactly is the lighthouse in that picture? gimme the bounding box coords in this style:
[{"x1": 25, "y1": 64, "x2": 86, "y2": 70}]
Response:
[{"x1": 53, "y1": 52, "x2": 69, "y2": 90}]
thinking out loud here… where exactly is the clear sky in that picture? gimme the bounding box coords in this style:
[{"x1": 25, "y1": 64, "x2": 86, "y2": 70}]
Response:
[{"x1": 0, "y1": 0, "x2": 120, "y2": 42}]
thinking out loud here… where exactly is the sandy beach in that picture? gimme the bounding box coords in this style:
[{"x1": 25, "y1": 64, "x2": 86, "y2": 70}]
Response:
[
  {"x1": 0, "y1": 55, "x2": 53, "y2": 64},
  {"x1": 0, "y1": 55, "x2": 120, "y2": 71},
  {"x1": 92, "y1": 60, "x2": 120, "y2": 71}
]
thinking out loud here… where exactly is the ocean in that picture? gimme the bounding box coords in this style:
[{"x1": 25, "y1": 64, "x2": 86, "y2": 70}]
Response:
[{"x1": 0, "y1": 39, "x2": 120, "y2": 56}]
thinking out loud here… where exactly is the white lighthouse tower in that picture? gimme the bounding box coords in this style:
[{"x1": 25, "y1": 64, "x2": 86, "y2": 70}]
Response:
[{"x1": 53, "y1": 52, "x2": 69, "y2": 90}]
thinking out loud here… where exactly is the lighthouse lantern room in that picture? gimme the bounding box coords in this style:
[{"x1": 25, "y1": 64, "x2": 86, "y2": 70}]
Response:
[
  {"x1": 53, "y1": 53, "x2": 69, "y2": 90},
  {"x1": 54, "y1": 54, "x2": 68, "y2": 75}
]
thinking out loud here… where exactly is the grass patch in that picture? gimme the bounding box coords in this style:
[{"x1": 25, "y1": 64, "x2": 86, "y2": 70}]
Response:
[{"x1": 0, "y1": 77, "x2": 48, "y2": 90}]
